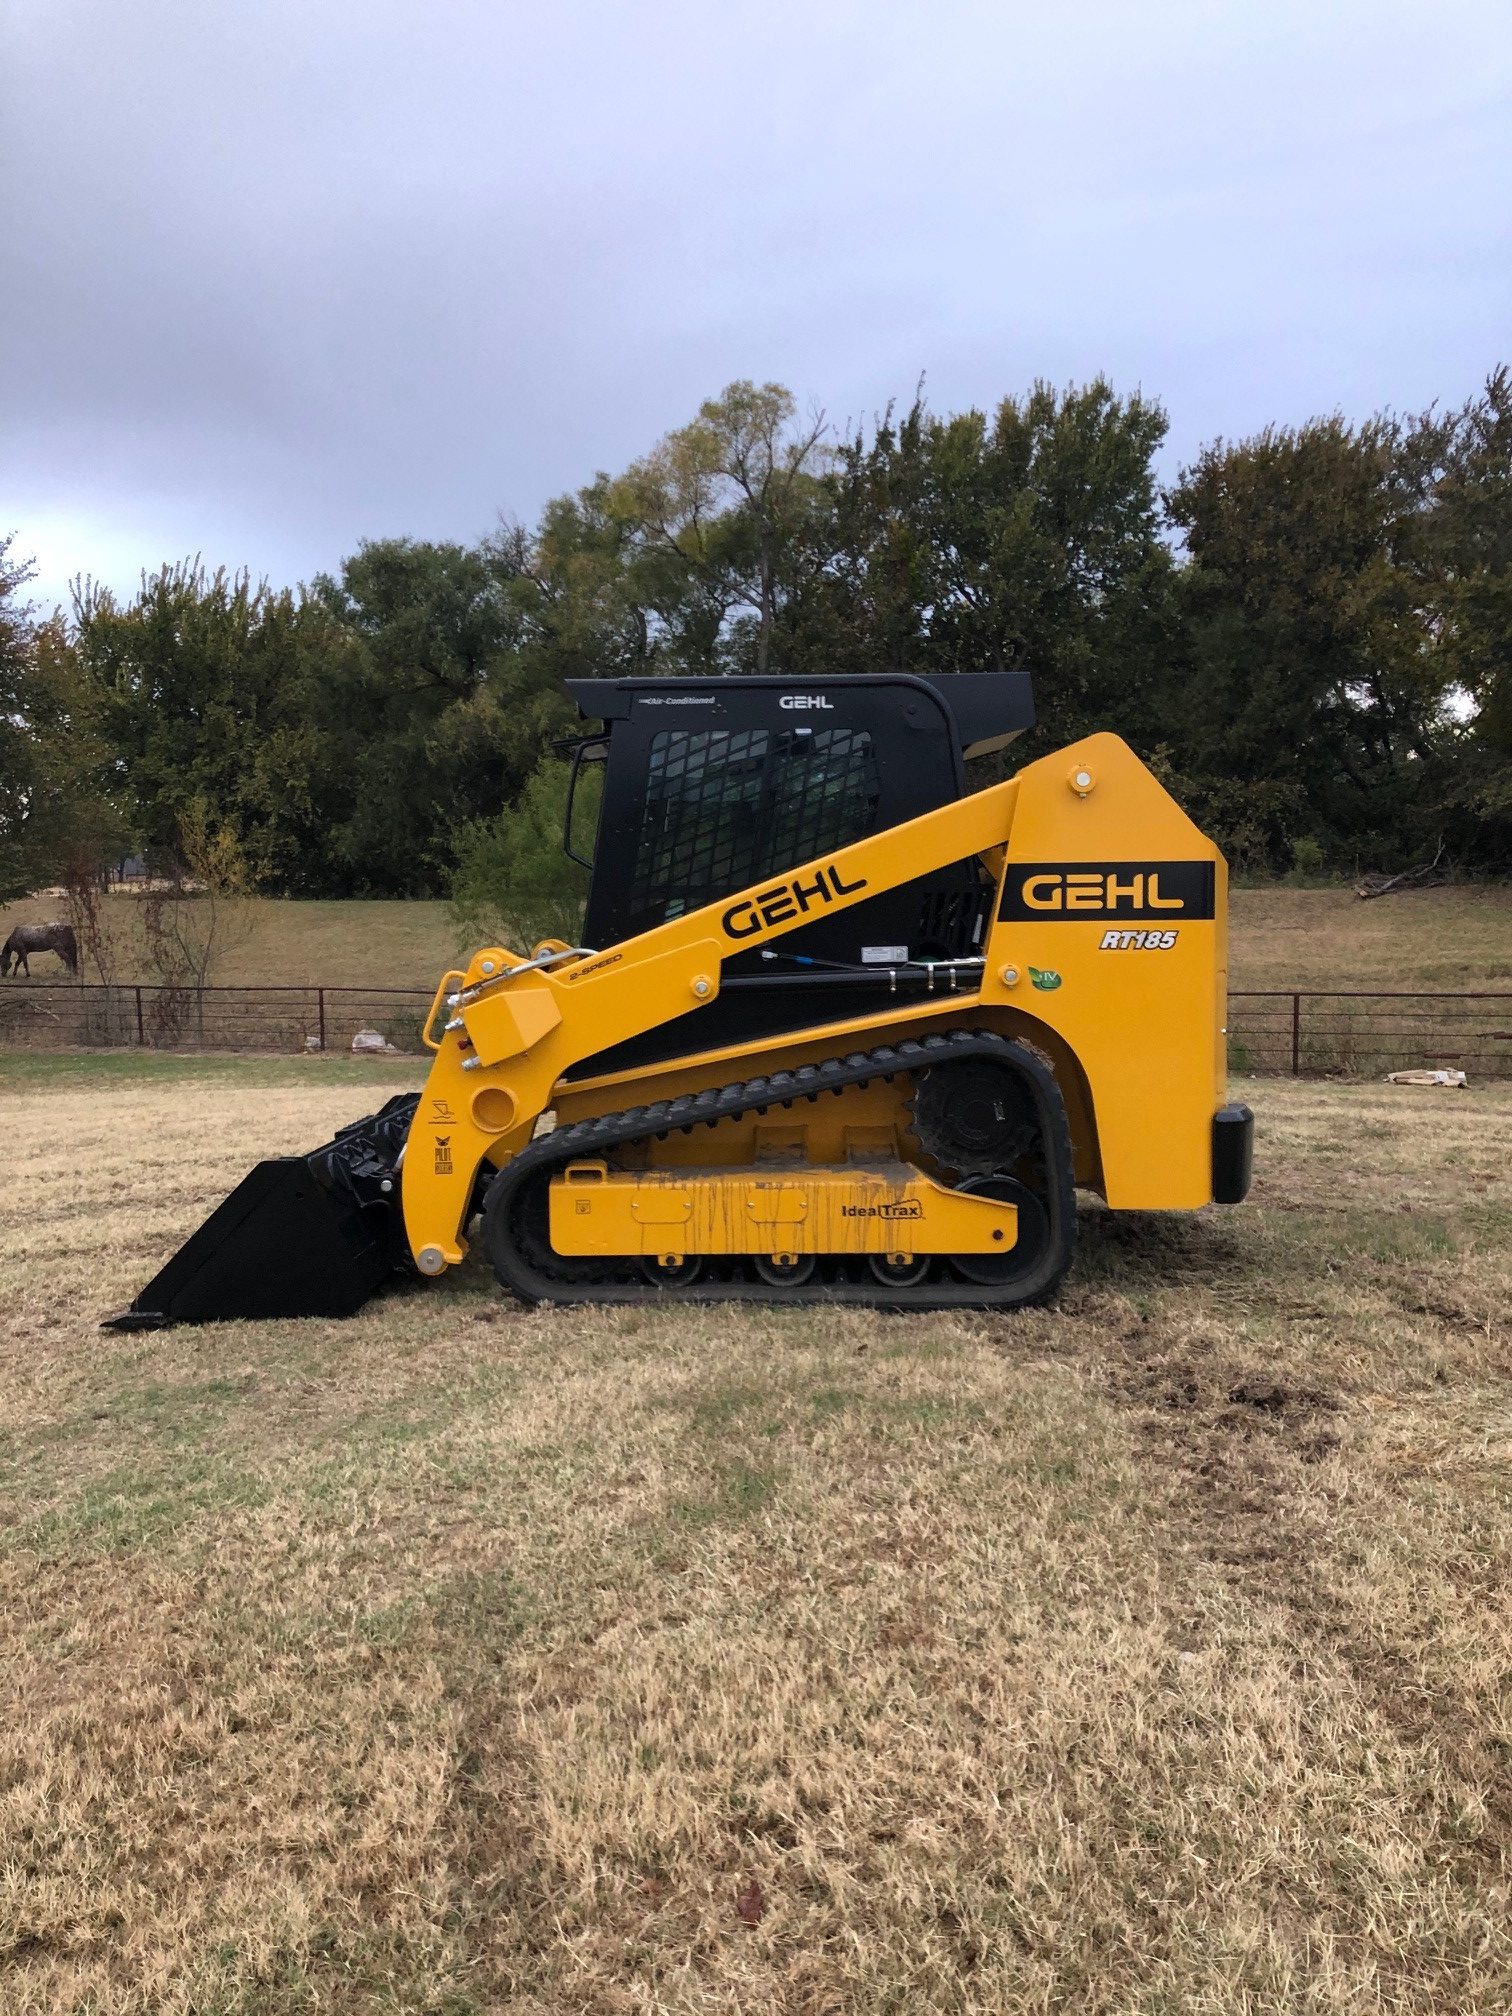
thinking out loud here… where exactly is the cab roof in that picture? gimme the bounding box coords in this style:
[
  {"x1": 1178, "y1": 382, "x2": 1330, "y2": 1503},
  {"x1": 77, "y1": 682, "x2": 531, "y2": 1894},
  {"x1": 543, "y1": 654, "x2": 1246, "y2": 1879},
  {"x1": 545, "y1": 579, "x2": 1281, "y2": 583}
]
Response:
[{"x1": 564, "y1": 669, "x2": 1035, "y2": 761}]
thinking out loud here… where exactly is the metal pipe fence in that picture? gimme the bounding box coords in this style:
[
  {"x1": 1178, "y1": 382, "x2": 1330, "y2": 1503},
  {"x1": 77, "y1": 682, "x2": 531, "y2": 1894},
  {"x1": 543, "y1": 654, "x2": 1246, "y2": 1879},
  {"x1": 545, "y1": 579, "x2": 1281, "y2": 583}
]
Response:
[
  {"x1": 1, "y1": 982, "x2": 1510, "y2": 1078},
  {"x1": 1227, "y1": 991, "x2": 1512, "y2": 1079},
  {"x1": 0, "y1": 983, "x2": 436, "y2": 1056}
]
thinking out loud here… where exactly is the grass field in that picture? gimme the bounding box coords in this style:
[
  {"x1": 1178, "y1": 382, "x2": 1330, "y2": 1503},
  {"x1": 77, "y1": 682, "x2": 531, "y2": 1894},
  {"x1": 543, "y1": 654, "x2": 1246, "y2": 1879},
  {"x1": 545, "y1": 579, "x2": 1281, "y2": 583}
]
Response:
[
  {"x1": 4, "y1": 882, "x2": 1512, "y2": 992},
  {"x1": 1, "y1": 893, "x2": 460, "y2": 989},
  {"x1": 1224, "y1": 884, "x2": 1512, "y2": 992},
  {"x1": 2, "y1": 1052, "x2": 1509, "y2": 2012}
]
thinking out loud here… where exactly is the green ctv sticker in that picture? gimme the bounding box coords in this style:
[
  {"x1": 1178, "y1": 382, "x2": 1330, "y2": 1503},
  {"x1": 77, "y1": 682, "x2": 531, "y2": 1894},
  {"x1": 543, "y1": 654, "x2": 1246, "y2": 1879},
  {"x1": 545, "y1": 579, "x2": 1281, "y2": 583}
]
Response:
[{"x1": 1029, "y1": 966, "x2": 1062, "y2": 991}]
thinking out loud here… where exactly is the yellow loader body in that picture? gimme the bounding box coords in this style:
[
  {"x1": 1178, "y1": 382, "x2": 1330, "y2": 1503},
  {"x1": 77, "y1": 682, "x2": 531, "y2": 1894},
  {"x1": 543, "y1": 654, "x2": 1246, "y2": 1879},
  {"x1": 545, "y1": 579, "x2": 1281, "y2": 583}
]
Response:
[
  {"x1": 401, "y1": 732, "x2": 1236, "y2": 1297},
  {"x1": 111, "y1": 676, "x2": 1250, "y2": 1329}
]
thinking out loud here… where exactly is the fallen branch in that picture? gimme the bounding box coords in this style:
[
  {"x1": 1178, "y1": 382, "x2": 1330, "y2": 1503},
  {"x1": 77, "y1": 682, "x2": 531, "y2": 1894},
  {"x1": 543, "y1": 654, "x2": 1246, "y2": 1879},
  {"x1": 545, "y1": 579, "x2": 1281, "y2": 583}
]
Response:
[{"x1": 1355, "y1": 841, "x2": 1447, "y2": 901}]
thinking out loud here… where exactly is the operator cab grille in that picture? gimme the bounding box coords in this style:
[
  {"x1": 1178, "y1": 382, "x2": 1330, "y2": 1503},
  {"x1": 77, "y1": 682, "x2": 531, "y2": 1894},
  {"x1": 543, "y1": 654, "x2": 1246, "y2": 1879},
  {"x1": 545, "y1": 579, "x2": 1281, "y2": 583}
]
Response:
[{"x1": 627, "y1": 727, "x2": 881, "y2": 934}]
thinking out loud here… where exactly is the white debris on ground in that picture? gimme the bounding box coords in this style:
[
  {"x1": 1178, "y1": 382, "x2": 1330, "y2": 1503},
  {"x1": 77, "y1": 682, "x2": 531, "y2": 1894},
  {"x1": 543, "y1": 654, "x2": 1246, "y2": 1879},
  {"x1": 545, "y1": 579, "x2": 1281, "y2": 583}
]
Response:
[{"x1": 1387, "y1": 1068, "x2": 1468, "y2": 1088}]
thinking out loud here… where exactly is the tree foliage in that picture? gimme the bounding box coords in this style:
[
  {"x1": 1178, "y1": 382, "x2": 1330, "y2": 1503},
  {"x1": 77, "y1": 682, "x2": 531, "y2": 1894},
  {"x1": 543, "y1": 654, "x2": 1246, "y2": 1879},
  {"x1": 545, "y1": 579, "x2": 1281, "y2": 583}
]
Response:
[
  {"x1": 1166, "y1": 376, "x2": 1512, "y2": 868},
  {"x1": 6, "y1": 369, "x2": 1508, "y2": 917},
  {"x1": 792, "y1": 381, "x2": 1179, "y2": 749},
  {"x1": 0, "y1": 536, "x2": 127, "y2": 900}
]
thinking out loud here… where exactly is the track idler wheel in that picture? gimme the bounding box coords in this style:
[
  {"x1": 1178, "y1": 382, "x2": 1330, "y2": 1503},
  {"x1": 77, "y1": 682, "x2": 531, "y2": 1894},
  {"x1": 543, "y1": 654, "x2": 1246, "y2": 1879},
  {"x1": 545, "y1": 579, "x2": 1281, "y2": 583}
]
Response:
[{"x1": 950, "y1": 1174, "x2": 1050, "y2": 1287}]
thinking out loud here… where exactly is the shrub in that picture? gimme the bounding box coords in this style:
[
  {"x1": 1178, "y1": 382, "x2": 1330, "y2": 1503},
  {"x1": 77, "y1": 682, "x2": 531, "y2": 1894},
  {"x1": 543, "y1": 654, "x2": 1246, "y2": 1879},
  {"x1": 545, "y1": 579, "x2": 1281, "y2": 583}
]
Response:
[{"x1": 449, "y1": 755, "x2": 600, "y2": 955}]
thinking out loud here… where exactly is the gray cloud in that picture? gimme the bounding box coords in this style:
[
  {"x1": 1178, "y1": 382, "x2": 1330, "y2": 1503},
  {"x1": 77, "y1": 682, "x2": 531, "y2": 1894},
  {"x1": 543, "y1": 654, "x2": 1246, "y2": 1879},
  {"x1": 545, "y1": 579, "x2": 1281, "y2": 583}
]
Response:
[{"x1": 4, "y1": 0, "x2": 1510, "y2": 608}]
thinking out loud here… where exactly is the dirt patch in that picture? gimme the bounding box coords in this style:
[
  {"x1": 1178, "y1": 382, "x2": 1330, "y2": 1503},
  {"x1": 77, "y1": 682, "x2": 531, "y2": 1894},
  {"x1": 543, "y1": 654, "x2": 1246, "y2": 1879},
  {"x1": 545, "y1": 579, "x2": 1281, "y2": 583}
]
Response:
[{"x1": 1095, "y1": 1299, "x2": 1512, "y2": 1897}]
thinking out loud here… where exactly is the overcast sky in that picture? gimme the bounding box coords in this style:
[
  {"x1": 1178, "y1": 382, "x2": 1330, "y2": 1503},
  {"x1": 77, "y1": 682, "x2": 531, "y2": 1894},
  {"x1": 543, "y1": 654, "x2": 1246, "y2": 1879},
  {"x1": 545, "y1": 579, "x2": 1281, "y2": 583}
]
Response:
[{"x1": 4, "y1": 0, "x2": 1510, "y2": 611}]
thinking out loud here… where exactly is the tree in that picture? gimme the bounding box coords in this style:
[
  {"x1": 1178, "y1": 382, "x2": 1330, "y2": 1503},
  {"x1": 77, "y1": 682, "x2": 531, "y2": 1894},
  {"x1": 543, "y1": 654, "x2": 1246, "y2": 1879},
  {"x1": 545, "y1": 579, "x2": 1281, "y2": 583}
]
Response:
[
  {"x1": 0, "y1": 535, "x2": 45, "y2": 899},
  {"x1": 1414, "y1": 369, "x2": 1512, "y2": 854},
  {"x1": 37, "y1": 365, "x2": 1508, "y2": 906},
  {"x1": 69, "y1": 545, "x2": 549, "y2": 899},
  {"x1": 790, "y1": 380, "x2": 1179, "y2": 749},
  {"x1": 595, "y1": 380, "x2": 834, "y2": 675},
  {"x1": 0, "y1": 537, "x2": 126, "y2": 899},
  {"x1": 304, "y1": 538, "x2": 544, "y2": 895},
  {"x1": 1165, "y1": 406, "x2": 1479, "y2": 869},
  {"x1": 136, "y1": 797, "x2": 254, "y2": 1039},
  {"x1": 72, "y1": 562, "x2": 308, "y2": 868}
]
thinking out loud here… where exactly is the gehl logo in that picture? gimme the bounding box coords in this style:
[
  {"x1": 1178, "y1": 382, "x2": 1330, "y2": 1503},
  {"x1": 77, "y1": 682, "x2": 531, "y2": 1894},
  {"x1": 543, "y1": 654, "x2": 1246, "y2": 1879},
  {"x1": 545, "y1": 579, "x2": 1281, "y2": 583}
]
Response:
[
  {"x1": 779, "y1": 694, "x2": 834, "y2": 710},
  {"x1": 999, "y1": 860, "x2": 1216, "y2": 923},
  {"x1": 722, "y1": 861, "x2": 868, "y2": 939}
]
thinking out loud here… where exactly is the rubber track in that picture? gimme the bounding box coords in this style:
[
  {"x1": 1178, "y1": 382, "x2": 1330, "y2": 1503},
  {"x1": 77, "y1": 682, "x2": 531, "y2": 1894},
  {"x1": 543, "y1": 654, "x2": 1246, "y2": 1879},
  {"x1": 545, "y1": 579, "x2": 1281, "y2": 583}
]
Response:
[{"x1": 482, "y1": 1028, "x2": 1077, "y2": 1310}]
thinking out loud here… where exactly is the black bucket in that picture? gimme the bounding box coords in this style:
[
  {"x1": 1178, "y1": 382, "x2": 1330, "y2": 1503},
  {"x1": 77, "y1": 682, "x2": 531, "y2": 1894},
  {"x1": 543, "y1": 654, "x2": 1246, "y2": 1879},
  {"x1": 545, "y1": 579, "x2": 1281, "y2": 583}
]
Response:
[{"x1": 105, "y1": 1094, "x2": 420, "y2": 1330}]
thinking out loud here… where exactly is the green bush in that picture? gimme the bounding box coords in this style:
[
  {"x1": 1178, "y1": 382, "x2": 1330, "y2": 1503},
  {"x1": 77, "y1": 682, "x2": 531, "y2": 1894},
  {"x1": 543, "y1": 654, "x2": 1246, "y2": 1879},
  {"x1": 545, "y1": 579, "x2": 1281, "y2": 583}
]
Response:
[
  {"x1": 449, "y1": 755, "x2": 601, "y2": 956},
  {"x1": 1286, "y1": 836, "x2": 1328, "y2": 884}
]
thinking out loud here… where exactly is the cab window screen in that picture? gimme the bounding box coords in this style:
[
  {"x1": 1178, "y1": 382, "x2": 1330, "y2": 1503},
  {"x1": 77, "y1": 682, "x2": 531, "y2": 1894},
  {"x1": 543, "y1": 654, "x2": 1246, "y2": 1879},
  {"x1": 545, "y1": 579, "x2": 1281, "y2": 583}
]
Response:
[{"x1": 629, "y1": 727, "x2": 881, "y2": 929}]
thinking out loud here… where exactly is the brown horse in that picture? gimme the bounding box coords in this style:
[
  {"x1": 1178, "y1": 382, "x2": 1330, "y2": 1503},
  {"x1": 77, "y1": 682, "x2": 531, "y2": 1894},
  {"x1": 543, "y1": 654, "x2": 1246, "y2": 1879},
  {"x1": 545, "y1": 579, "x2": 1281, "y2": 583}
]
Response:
[{"x1": 1, "y1": 922, "x2": 79, "y2": 976}]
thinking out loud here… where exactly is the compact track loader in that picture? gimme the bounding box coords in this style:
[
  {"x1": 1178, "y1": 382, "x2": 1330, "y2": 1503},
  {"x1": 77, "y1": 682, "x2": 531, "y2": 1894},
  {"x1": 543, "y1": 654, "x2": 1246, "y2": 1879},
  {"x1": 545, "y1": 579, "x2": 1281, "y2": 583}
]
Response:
[{"x1": 109, "y1": 670, "x2": 1252, "y2": 1327}]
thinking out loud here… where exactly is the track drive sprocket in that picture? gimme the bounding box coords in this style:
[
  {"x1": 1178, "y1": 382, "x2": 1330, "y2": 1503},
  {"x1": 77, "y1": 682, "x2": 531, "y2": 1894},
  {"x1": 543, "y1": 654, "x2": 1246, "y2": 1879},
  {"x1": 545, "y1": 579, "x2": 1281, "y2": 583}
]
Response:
[{"x1": 907, "y1": 1055, "x2": 1039, "y2": 1178}]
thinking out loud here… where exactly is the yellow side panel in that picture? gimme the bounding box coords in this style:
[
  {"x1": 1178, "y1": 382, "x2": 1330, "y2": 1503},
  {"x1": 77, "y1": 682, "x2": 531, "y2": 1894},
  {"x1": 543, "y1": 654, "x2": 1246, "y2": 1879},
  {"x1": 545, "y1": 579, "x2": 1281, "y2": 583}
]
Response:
[
  {"x1": 550, "y1": 1161, "x2": 1019, "y2": 1258},
  {"x1": 984, "y1": 733, "x2": 1223, "y2": 1208}
]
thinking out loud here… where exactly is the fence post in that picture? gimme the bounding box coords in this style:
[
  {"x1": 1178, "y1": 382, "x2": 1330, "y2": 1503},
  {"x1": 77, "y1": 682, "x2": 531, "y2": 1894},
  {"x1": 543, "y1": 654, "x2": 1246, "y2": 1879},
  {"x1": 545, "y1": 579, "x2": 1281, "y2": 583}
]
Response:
[
  {"x1": 318, "y1": 987, "x2": 326, "y2": 1051},
  {"x1": 1291, "y1": 992, "x2": 1302, "y2": 1075},
  {"x1": 134, "y1": 985, "x2": 145, "y2": 1046}
]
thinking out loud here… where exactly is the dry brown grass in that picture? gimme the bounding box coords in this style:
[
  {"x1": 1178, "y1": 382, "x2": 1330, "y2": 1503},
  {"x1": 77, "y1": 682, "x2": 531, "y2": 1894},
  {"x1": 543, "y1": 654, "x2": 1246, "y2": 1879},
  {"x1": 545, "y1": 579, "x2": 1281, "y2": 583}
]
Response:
[
  {"x1": 5, "y1": 881, "x2": 1511, "y2": 992},
  {"x1": 2, "y1": 1054, "x2": 1510, "y2": 2012},
  {"x1": 1227, "y1": 884, "x2": 1512, "y2": 992}
]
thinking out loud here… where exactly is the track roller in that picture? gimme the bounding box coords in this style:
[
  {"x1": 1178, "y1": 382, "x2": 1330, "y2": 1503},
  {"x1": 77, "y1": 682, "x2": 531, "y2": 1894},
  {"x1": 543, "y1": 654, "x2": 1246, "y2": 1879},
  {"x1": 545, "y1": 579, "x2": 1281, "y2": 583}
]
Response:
[
  {"x1": 753, "y1": 1253, "x2": 817, "y2": 1287},
  {"x1": 868, "y1": 1252, "x2": 932, "y2": 1288},
  {"x1": 640, "y1": 1255, "x2": 704, "y2": 1287}
]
